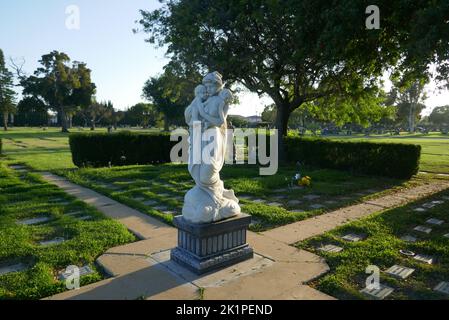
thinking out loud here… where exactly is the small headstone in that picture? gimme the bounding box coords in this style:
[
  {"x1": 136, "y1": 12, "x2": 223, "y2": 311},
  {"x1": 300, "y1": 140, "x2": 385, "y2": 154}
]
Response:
[
  {"x1": 413, "y1": 208, "x2": 427, "y2": 212},
  {"x1": 287, "y1": 200, "x2": 302, "y2": 206},
  {"x1": 443, "y1": 233, "x2": 449, "y2": 238},
  {"x1": 309, "y1": 204, "x2": 325, "y2": 209},
  {"x1": 318, "y1": 244, "x2": 343, "y2": 253},
  {"x1": 18, "y1": 216, "x2": 52, "y2": 225},
  {"x1": 434, "y1": 282, "x2": 449, "y2": 295},
  {"x1": 273, "y1": 188, "x2": 288, "y2": 192},
  {"x1": 342, "y1": 233, "x2": 366, "y2": 242},
  {"x1": 0, "y1": 263, "x2": 27, "y2": 276},
  {"x1": 401, "y1": 235, "x2": 417, "y2": 242},
  {"x1": 143, "y1": 200, "x2": 157, "y2": 206},
  {"x1": 10, "y1": 165, "x2": 27, "y2": 170},
  {"x1": 267, "y1": 202, "x2": 283, "y2": 207},
  {"x1": 252, "y1": 199, "x2": 266, "y2": 204},
  {"x1": 413, "y1": 254, "x2": 434, "y2": 264},
  {"x1": 399, "y1": 249, "x2": 415, "y2": 257},
  {"x1": 39, "y1": 237, "x2": 65, "y2": 247},
  {"x1": 59, "y1": 265, "x2": 94, "y2": 281},
  {"x1": 325, "y1": 200, "x2": 337, "y2": 205},
  {"x1": 426, "y1": 218, "x2": 444, "y2": 226},
  {"x1": 132, "y1": 196, "x2": 145, "y2": 201},
  {"x1": 360, "y1": 284, "x2": 394, "y2": 300},
  {"x1": 413, "y1": 225, "x2": 432, "y2": 234},
  {"x1": 385, "y1": 265, "x2": 415, "y2": 279},
  {"x1": 431, "y1": 200, "x2": 444, "y2": 205},
  {"x1": 162, "y1": 210, "x2": 176, "y2": 216},
  {"x1": 304, "y1": 194, "x2": 320, "y2": 200},
  {"x1": 274, "y1": 195, "x2": 288, "y2": 200},
  {"x1": 154, "y1": 205, "x2": 169, "y2": 211}
]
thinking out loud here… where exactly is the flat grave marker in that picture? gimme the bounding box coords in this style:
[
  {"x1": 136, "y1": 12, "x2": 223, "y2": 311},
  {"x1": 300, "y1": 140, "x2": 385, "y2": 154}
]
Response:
[
  {"x1": 385, "y1": 265, "x2": 415, "y2": 279},
  {"x1": 287, "y1": 200, "x2": 302, "y2": 206},
  {"x1": 18, "y1": 216, "x2": 52, "y2": 225},
  {"x1": 252, "y1": 199, "x2": 266, "y2": 204},
  {"x1": 414, "y1": 225, "x2": 432, "y2": 234},
  {"x1": 267, "y1": 202, "x2": 283, "y2": 207},
  {"x1": 413, "y1": 208, "x2": 427, "y2": 213},
  {"x1": 143, "y1": 200, "x2": 158, "y2": 206},
  {"x1": 309, "y1": 204, "x2": 325, "y2": 209},
  {"x1": 318, "y1": 244, "x2": 343, "y2": 253},
  {"x1": 303, "y1": 194, "x2": 320, "y2": 200},
  {"x1": 342, "y1": 233, "x2": 366, "y2": 242},
  {"x1": 434, "y1": 282, "x2": 449, "y2": 295},
  {"x1": 0, "y1": 263, "x2": 28, "y2": 276},
  {"x1": 413, "y1": 254, "x2": 434, "y2": 264},
  {"x1": 426, "y1": 218, "x2": 444, "y2": 226},
  {"x1": 39, "y1": 237, "x2": 65, "y2": 247},
  {"x1": 443, "y1": 233, "x2": 449, "y2": 238},
  {"x1": 401, "y1": 235, "x2": 417, "y2": 242},
  {"x1": 360, "y1": 284, "x2": 394, "y2": 300}
]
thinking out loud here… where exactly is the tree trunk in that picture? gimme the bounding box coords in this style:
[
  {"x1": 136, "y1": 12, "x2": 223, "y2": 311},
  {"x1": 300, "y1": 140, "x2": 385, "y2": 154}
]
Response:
[
  {"x1": 3, "y1": 112, "x2": 8, "y2": 131},
  {"x1": 409, "y1": 103, "x2": 415, "y2": 133},
  {"x1": 59, "y1": 107, "x2": 69, "y2": 133},
  {"x1": 164, "y1": 114, "x2": 170, "y2": 131},
  {"x1": 90, "y1": 118, "x2": 95, "y2": 131},
  {"x1": 275, "y1": 103, "x2": 291, "y2": 164}
]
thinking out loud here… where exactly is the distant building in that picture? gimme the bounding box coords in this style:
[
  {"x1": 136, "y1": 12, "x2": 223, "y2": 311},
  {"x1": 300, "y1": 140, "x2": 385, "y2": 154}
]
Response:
[{"x1": 245, "y1": 115, "x2": 262, "y2": 124}]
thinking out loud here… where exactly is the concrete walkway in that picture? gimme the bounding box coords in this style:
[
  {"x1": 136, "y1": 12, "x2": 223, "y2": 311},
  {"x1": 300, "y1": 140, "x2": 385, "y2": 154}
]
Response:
[
  {"x1": 40, "y1": 173, "x2": 449, "y2": 300},
  {"x1": 40, "y1": 173, "x2": 333, "y2": 300},
  {"x1": 262, "y1": 180, "x2": 449, "y2": 244}
]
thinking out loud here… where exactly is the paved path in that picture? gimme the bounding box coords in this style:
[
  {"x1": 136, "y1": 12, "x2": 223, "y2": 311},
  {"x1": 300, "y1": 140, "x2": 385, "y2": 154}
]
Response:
[
  {"x1": 40, "y1": 172, "x2": 333, "y2": 300},
  {"x1": 262, "y1": 180, "x2": 449, "y2": 244}
]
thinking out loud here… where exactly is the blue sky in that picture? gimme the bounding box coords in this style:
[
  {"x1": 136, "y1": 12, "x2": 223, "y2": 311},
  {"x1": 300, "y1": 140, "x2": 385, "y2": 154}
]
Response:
[{"x1": 0, "y1": 0, "x2": 447, "y2": 116}]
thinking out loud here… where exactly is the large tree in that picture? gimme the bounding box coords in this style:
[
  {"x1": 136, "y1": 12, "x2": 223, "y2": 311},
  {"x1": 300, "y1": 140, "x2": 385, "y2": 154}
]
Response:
[
  {"x1": 79, "y1": 100, "x2": 114, "y2": 130},
  {"x1": 142, "y1": 63, "x2": 202, "y2": 130},
  {"x1": 21, "y1": 51, "x2": 96, "y2": 132},
  {"x1": 429, "y1": 105, "x2": 449, "y2": 129},
  {"x1": 137, "y1": 0, "x2": 449, "y2": 158},
  {"x1": 0, "y1": 49, "x2": 17, "y2": 131}
]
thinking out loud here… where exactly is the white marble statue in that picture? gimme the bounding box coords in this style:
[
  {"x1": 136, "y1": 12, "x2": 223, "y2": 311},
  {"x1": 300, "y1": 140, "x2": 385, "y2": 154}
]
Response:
[{"x1": 183, "y1": 71, "x2": 240, "y2": 224}]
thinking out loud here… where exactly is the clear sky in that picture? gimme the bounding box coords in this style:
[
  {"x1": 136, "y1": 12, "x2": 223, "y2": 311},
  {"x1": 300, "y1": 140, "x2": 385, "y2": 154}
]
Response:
[{"x1": 0, "y1": 0, "x2": 447, "y2": 117}]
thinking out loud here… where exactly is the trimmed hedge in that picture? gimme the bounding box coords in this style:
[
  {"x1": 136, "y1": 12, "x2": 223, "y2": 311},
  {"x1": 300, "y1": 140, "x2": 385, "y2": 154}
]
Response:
[
  {"x1": 69, "y1": 132, "x2": 421, "y2": 179},
  {"x1": 285, "y1": 137, "x2": 421, "y2": 179},
  {"x1": 69, "y1": 131, "x2": 183, "y2": 167}
]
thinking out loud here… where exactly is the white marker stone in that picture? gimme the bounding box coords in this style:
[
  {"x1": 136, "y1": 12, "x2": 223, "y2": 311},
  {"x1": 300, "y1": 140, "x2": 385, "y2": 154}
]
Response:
[
  {"x1": 267, "y1": 202, "x2": 283, "y2": 207},
  {"x1": 0, "y1": 263, "x2": 27, "y2": 276},
  {"x1": 39, "y1": 237, "x2": 65, "y2": 247},
  {"x1": 401, "y1": 235, "x2": 417, "y2": 242},
  {"x1": 422, "y1": 202, "x2": 436, "y2": 209},
  {"x1": 414, "y1": 225, "x2": 432, "y2": 234},
  {"x1": 413, "y1": 254, "x2": 434, "y2": 264},
  {"x1": 154, "y1": 206, "x2": 169, "y2": 211},
  {"x1": 59, "y1": 265, "x2": 94, "y2": 281},
  {"x1": 434, "y1": 282, "x2": 449, "y2": 295},
  {"x1": 143, "y1": 200, "x2": 157, "y2": 206},
  {"x1": 318, "y1": 244, "x2": 343, "y2": 253},
  {"x1": 413, "y1": 208, "x2": 427, "y2": 212},
  {"x1": 325, "y1": 200, "x2": 337, "y2": 204},
  {"x1": 309, "y1": 204, "x2": 325, "y2": 209},
  {"x1": 287, "y1": 200, "x2": 302, "y2": 206},
  {"x1": 304, "y1": 194, "x2": 320, "y2": 200},
  {"x1": 385, "y1": 265, "x2": 415, "y2": 279},
  {"x1": 18, "y1": 217, "x2": 52, "y2": 225},
  {"x1": 444, "y1": 233, "x2": 449, "y2": 238},
  {"x1": 342, "y1": 233, "x2": 366, "y2": 242},
  {"x1": 360, "y1": 284, "x2": 394, "y2": 300},
  {"x1": 426, "y1": 218, "x2": 444, "y2": 225},
  {"x1": 252, "y1": 199, "x2": 266, "y2": 204}
]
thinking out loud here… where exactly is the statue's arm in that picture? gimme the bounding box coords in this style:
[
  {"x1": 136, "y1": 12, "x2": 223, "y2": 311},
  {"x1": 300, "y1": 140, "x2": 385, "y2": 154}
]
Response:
[{"x1": 198, "y1": 103, "x2": 224, "y2": 127}]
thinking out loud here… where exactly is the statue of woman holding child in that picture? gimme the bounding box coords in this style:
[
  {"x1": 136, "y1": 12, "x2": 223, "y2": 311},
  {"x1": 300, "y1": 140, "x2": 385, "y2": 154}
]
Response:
[{"x1": 183, "y1": 72, "x2": 240, "y2": 224}]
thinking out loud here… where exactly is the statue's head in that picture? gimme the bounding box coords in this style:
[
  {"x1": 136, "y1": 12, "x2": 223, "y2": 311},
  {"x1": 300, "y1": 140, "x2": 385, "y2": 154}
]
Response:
[{"x1": 202, "y1": 71, "x2": 223, "y2": 96}]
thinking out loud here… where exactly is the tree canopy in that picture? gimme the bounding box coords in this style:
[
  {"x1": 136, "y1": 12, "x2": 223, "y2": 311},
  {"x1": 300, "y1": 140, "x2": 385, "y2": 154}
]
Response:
[
  {"x1": 0, "y1": 49, "x2": 17, "y2": 130},
  {"x1": 21, "y1": 51, "x2": 96, "y2": 132}
]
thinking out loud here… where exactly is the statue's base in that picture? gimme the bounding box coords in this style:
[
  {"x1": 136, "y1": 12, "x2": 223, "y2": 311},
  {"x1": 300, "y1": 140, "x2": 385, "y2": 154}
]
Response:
[{"x1": 170, "y1": 214, "x2": 253, "y2": 275}]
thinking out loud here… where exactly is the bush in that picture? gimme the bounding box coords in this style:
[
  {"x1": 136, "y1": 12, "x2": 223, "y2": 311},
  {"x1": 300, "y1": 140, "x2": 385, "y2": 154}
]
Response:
[
  {"x1": 70, "y1": 132, "x2": 421, "y2": 179},
  {"x1": 69, "y1": 131, "x2": 184, "y2": 167},
  {"x1": 0, "y1": 138, "x2": 2, "y2": 155},
  {"x1": 284, "y1": 137, "x2": 421, "y2": 179}
]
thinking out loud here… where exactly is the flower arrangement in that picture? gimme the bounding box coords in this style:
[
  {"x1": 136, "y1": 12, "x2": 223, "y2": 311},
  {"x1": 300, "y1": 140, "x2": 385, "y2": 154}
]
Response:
[{"x1": 289, "y1": 162, "x2": 312, "y2": 188}]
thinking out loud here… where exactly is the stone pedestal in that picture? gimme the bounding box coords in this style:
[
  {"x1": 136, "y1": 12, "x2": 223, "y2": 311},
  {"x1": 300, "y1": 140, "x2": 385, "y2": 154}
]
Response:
[{"x1": 170, "y1": 214, "x2": 253, "y2": 275}]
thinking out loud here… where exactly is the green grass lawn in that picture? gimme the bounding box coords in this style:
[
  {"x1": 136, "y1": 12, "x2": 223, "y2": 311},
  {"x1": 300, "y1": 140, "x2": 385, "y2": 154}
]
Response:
[
  {"x1": 57, "y1": 163, "x2": 430, "y2": 231},
  {"x1": 297, "y1": 189, "x2": 449, "y2": 300},
  {"x1": 324, "y1": 132, "x2": 449, "y2": 174},
  {"x1": 0, "y1": 162, "x2": 136, "y2": 299}
]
